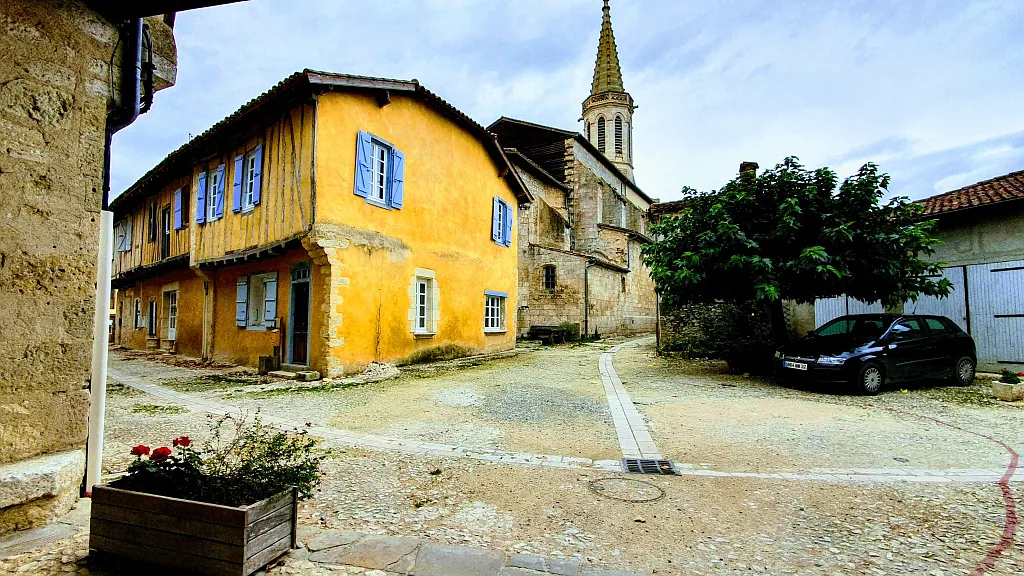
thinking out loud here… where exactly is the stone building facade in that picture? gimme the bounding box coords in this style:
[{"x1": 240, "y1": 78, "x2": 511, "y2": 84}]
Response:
[
  {"x1": 0, "y1": 0, "x2": 178, "y2": 535},
  {"x1": 490, "y1": 0, "x2": 656, "y2": 338}
]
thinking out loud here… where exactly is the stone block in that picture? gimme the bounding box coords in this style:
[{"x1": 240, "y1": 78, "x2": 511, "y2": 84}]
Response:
[
  {"x1": 306, "y1": 530, "x2": 364, "y2": 552},
  {"x1": 309, "y1": 534, "x2": 420, "y2": 571},
  {"x1": 267, "y1": 370, "x2": 297, "y2": 380},
  {"x1": 414, "y1": 543, "x2": 505, "y2": 576},
  {"x1": 0, "y1": 450, "x2": 84, "y2": 509},
  {"x1": 295, "y1": 370, "x2": 321, "y2": 382},
  {"x1": 992, "y1": 382, "x2": 1024, "y2": 402}
]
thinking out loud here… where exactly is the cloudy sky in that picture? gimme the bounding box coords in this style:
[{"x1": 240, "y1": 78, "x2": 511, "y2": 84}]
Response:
[{"x1": 111, "y1": 0, "x2": 1024, "y2": 203}]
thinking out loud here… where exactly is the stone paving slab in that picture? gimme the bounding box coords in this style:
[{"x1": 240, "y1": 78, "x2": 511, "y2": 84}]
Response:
[
  {"x1": 302, "y1": 530, "x2": 640, "y2": 575},
  {"x1": 414, "y1": 543, "x2": 506, "y2": 576},
  {"x1": 508, "y1": 553, "x2": 580, "y2": 575}
]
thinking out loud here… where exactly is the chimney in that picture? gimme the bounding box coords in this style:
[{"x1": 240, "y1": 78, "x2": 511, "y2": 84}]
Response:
[{"x1": 740, "y1": 161, "x2": 759, "y2": 175}]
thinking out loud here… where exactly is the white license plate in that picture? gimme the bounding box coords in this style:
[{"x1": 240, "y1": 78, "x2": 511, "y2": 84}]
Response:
[{"x1": 783, "y1": 361, "x2": 808, "y2": 371}]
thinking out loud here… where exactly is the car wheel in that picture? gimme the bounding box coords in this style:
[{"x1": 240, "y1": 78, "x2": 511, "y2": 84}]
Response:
[
  {"x1": 855, "y1": 362, "x2": 885, "y2": 395},
  {"x1": 952, "y1": 356, "x2": 975, "y2": 386}
]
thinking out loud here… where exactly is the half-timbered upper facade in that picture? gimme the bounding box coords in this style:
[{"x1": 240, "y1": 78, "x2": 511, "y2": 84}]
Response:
[{"x1": 110, "y1": 71, "x2": 530, "y2": 376}]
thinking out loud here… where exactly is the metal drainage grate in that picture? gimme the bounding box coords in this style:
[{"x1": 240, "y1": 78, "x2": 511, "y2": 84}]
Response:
[{"x1": 623, "y1": 458, "x2": 679, "y2": 475}]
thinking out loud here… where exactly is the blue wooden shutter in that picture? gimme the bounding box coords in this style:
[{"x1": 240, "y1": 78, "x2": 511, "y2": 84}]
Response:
[
  {"x1": 214, "y1": 164, "x2": 226, "y2": 219},
  {"x1": 252, "y1": 144, "x2": 264, "y2": 205},
  {"x1": 354, "y1": 131, "x2": 372, "y2": 198},
  {"x1": 196, "y1": 171, "x2": 207, "y2": 223},
  {"x1": 263, "y1": 273, "x2": 277, "y2": 328},
  {"x1": 502, "y1": 200, "x2": 513, "y2": 247},
  {"x1": 492, "y1": 197, "x2": 501, "y2": 243},
  {"x1": 232, "y1": 155, "x2": 243, "y2": 213},
  {"x1": 389, "y1": 149, "x2": 405, "y2": 209},
  {"x1": 235, "y1": 277, "x2": 248, "y2": 327},
  {"x1": 173, "y1": 189, "x2": 182, "y2": 230}
]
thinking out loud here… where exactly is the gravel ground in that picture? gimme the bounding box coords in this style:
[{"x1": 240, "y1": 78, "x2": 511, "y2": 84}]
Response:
[
  {"x1": 4, "y1": 344, "x2": 1022, "y2": 575},
  {"x1": 613, "y1": 340, "x2": 1024, "y2": 473},
  {"x1": 127, "y1": 343, "x2": 624, "y2": 461}
]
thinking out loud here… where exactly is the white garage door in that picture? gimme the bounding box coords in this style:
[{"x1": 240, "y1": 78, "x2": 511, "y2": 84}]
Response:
[{"x1": 968, "y1": 260, "x2": 1024, "y2": 368}]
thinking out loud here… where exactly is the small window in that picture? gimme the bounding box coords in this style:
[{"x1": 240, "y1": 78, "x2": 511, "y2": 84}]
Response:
[
  {"x1": 206, "y1": 169, "x2": 220, "y2": 221},
  {"x1": 614, "y1": 116, "x2": 623, "y2": 155},
  {"x1": 543, "y1": 265, "x2": 556, "y2": 291},
  {"x1": 621, "y1": 276, "x2": 626, "y2": 293},
  {"x1": 586, "y1": 121, "x2": 591, "y2": 142},
  {"x1": 493, "y1": 197, "x2": 513, "y2": 247},
  {"x1": 597, "y1": 117, "x2": 606, "y2": 152},
  {"x1": 370, "y1": 142, "x2": 389, "y2": 203},
  {"x1": 246, "y1": 272, "x2": 277, "y2": 330},
  {"x1": 355, "y1": 131, "x2": 405, "y2": 210},
  {"x1": 484, "y1": 292, "x2": 507, "y2": 332},
  {"x1": 415, "y1": 278, "x2": 432, "y2": 334},
  {"x1": 242, "y1": 150, "x2": 257, "y2": 211},
  {"x1": 161, "y1": 206, "x2": 171, "y2": 259},
  {"x1": 133, "y1": 298, "x2": 142, "y2": 329},
  {"x1": 146, "y1": 299, "x2": 157, "y2": 337},
  {"x1": 925, "y1": 317, "x2": 952, "y2": 333}
]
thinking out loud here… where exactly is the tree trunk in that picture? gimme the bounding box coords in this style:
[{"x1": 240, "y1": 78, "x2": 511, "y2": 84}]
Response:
[{"x1": 769, "y1": 298, "x2": 789, "y2": 346}]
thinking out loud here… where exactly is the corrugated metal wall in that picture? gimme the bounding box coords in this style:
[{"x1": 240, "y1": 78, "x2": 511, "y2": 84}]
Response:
[
  {"x1": 813, "y1": 297, "x2": 883, "y2": 326},
  {"x1": 817, "y1": 261, "x2": 1023, "y2": 370},
  {"x1": 967, "y1": 260, "x2": 1024, "y2": 368}
]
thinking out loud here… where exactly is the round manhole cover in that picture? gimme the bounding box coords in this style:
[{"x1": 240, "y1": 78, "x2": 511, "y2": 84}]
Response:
[{"x1": 588, "y1": 477, "x2": 665, "y2": 503}]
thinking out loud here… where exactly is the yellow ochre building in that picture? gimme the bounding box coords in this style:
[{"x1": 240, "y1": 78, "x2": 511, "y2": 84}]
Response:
[{"x1": 111, "y1": 71, "x2": 531, "y2": 376}]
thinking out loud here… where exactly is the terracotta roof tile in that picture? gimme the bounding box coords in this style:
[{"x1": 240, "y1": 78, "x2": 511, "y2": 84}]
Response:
[{"x1": 917, "y1": 169, "x2": 1024, "y2": 216}]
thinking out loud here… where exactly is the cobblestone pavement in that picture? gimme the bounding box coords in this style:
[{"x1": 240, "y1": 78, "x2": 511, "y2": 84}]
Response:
[{"x1": 3, "y1": 342, "x2": 1023, "y2": 574}]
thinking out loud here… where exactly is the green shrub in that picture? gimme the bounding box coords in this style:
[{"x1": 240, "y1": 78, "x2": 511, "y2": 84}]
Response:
[
  {"x1": 1000, "y1": 369, "x2": 1022, "y2": 384},
  {"x1": 120, "y1": 414, "x2": 332, "y2": 507},
  {"x1": 555, "y1": 322, "x2": 581, "y2": 343}
]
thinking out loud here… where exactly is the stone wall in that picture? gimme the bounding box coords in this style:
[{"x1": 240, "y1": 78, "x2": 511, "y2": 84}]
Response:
[
  {"x1": 0, "y1": 0, "x2": 175, "y2": 535},
  {"x1": 928, "y1": 202, "x2": 1024, "y2": 267}
]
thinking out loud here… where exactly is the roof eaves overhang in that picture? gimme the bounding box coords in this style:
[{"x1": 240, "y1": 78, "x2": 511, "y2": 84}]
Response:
[
  {"x1": 505, "y1": 149, "x2": 570, "y2": 192},
  {"x1": 87, "y1": 0, "x2": 247, "y2": 20},
  {"x1": 488, "y1": 116, "x2": 654, "y2": 205},
  {"x1": 112, "y1": 70, "x2": 532, "y2": 213}
]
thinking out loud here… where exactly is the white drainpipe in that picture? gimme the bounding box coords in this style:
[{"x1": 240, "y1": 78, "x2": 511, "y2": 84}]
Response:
[{"x1": 86, "y1": 210, "x2": 114, "y2": 494}]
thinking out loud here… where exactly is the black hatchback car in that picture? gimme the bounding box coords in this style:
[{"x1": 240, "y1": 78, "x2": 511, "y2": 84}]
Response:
[{"x1": 775, "y1": 314, "x2": 977, "y2": 394}]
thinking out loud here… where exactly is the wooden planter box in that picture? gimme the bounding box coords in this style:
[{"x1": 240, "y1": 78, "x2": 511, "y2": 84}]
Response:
[{"x1": 90, "y1": 480, "x2": 297, "y2": 576}]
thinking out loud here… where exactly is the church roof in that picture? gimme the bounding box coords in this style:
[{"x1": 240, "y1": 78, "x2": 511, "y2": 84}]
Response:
[
  {"x1": 488, "y1": 116, "x2": 653, "y2": 205},
  {"x1": 591, "y1": 0, "x2": 625, "y2": 96}
]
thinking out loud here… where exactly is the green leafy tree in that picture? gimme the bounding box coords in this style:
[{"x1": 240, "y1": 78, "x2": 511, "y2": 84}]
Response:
[{"x1": 642, "y1": 157, "x2": 950, "y2": 346}]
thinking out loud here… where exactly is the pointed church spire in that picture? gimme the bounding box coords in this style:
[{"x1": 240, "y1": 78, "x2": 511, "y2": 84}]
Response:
[{"x1": 591, "y1": 0, "x2": 624, "y2": 95}]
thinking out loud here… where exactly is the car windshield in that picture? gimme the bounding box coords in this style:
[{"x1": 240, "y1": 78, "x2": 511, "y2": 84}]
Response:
[{"x1": 814, "y1": 316, "x2": 889, "y2": 339}]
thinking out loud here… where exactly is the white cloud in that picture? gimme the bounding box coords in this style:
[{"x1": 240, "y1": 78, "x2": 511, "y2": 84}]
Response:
[{"x1": 112, "y1": 0, "x2": 1024, "y2": 203}]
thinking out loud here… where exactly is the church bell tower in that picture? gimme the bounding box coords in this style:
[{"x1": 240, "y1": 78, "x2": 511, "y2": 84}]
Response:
[{"x1": 582, "y1": 0, "x2": 635, "y2": 182}]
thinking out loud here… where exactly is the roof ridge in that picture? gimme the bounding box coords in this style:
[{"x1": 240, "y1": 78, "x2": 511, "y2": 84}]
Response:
[{"x1": 921, "y1": 168, "x2": 1024, "y2": 200}]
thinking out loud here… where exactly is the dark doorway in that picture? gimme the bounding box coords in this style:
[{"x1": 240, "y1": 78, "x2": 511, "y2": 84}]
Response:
[{"x1": 289, "y1": 263, "x2": 311, "y2": 366}]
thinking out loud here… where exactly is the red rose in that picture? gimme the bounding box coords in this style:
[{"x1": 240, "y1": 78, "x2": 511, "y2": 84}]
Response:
[
  {"x1": 130, "y1": 445, "x2": 150, "y2": 457},
  {"x1": 150, "y1": 447, "x2": 172, "y2": 462},
  {"x1": 172, "y1": 436, "x2": 191, "y2": 448},
  {"x1": 1018, "y1": 372, "x2": 1023, "y2": 377}
]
